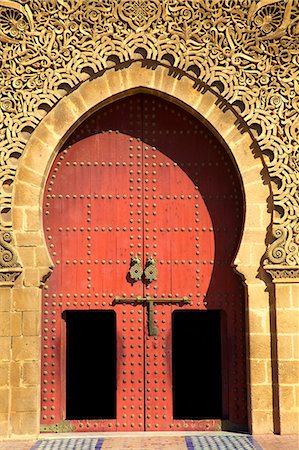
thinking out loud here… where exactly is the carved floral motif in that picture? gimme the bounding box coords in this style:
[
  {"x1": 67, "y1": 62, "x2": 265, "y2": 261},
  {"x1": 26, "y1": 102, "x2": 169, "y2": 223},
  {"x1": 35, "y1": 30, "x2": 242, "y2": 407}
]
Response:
[
  {"x1": 0, "y1": 0, "x2": 298, "y2": 278},
  {"x1": 118, "y1": 0, "x2": 162, "y2": 31},
  {"x1": 0, "y1": 0, "x2": 33, "y2": 43}
]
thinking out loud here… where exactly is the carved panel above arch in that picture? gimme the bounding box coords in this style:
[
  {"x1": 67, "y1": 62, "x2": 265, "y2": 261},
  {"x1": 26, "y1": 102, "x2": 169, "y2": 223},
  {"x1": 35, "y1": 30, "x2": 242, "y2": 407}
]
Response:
[{"x1": 0, "y1": 0, "x2": 298, "y2": 282}]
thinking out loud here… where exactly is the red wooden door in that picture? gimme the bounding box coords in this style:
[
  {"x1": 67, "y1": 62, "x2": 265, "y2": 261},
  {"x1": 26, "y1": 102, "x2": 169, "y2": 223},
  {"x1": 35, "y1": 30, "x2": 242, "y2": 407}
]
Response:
[{"x1": 41, "y1": 95, "x2": 247, "y2": 432}]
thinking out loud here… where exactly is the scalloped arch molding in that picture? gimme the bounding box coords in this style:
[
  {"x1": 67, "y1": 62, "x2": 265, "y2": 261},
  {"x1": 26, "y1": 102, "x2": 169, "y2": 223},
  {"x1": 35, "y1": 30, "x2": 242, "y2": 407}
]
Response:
[{"x1": 0, "y1": 0, "x2": 298, "y2": 283}]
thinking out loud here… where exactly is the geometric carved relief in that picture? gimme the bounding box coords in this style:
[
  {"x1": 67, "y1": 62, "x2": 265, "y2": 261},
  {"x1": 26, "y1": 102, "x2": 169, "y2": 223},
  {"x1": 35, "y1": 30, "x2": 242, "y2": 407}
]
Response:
[{"x1": 0, "y1": 0, "x2": 298, "y2": 280}]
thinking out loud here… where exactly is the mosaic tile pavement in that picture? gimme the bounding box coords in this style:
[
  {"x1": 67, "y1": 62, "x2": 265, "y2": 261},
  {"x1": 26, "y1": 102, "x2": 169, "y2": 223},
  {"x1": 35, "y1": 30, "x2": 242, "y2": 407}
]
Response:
[
  {"x1": 186, "y1": 435, "x2": 263, "y2": 450},
  {"x1": 0, "y1": 434, "x2": 298, "y2": 450},
  {"x1": 31, "y1": 438, "x2": 104, "y2": 450},
  {"x1": 28, "y1": 435, "x2": 264, "y2": 450}
]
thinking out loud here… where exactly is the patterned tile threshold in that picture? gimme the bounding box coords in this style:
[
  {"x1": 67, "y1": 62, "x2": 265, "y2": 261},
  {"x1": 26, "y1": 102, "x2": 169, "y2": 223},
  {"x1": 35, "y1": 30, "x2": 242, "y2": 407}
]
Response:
[
  {"x1": 30, "y1": 435, "x2": 263, "y2": 450},
  {"x1": 31, "y1": 439, "x2": 104, "y2": 450},
  {"x1": 186, "y1": 435, "x2": 262, "y2": 450},
  {"x1": 0, "y1": 433, "x2": 298, "y2": 450}
]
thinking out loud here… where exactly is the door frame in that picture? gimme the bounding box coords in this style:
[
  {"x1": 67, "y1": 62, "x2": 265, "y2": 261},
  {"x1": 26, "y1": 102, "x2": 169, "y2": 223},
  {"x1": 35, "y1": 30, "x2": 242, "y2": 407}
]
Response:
[{"x1": 12, "y1": 61, "x2": 272, "y2": 434}]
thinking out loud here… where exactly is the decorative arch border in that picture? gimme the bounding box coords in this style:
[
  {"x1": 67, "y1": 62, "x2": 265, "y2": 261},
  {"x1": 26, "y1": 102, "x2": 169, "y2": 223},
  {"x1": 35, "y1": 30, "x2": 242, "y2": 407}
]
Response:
[
  {"x1": 12, "y1": 60, "x2": 271, "y2": 286},
  {"x1": 11, "y1": 60, "x2": 275, "y2": 435}
]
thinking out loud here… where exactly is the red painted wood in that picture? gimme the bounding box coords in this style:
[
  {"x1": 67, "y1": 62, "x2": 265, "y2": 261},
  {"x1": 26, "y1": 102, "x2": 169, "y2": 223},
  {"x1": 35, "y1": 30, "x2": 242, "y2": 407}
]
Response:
[{"x1": 42, "y1": 94, "x2": 247, "y2": 432}]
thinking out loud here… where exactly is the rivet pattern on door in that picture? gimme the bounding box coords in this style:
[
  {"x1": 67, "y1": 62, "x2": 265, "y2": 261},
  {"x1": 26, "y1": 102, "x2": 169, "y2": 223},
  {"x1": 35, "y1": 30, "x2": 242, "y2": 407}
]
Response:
[{"x1": 42, "y1": 94, "x2": 247, "y2": 432}]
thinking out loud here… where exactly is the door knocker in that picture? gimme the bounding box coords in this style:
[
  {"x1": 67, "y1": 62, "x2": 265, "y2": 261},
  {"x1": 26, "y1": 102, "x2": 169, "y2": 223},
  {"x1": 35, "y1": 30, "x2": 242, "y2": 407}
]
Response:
[
  {"x1": 143, "y1": 257, "x2": 158, "y2": 283},
  {"x1": 128, "y1": 256, "x2": 143, "y2": 282}
]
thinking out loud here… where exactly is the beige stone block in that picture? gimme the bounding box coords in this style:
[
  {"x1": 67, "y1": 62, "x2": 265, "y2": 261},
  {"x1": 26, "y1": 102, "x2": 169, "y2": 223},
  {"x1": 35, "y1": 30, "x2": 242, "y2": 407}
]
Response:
[
  {"x1": 35, "y1": 246, "x2": 52, "y2": 268},
  {"x1": 14, "y1": 231, "x2": 43, "y2": 247},
  {"x1": 291, "y1": 284, "x2": 299, "y2": 308},
  {"x1": 12, "y1": 207, "x2": 25, "y2": 230},
  {"x1": 246, "y1": 284, "x2": 270, "y2": 309},
  {"x1": 23, "y1": 361, "x2": 39, "y2": 386},
  {"x1": 10, "y1": 362, "x2": 22, "y2": 387},
  {"x1": 251, "y1": 410, "x2": 274, "y2": 434},
  {"x1": 279, "y1": 385, "x2": 296, "y2": 410},
  {"x1": 23, "y1": 312, "x2": 40, "y2": 336},
  {"x1": 14, "y1": 182, "x2": 40, "y2": 207},
  {"x1": 106, "y1": 69, "x2": 126, "y2": 97},
  {"x1": 17, "y1": 247, "x2": 35, "y2": 267},
  {"x1": 241, "y1": 165, "x2": 264, "y2": 185},
  {"x1": 242, "y1": 229, "x2": 267, "y2": 244},
  {"x1": 46, "y1": 106, "x2": 79, "y2": 142},
  {"x1": 0, "y1": 413, "x2": 9, "y2": 437},
  {"x1": 277, "y1": 335, "x2": 294, "y2": 359},
  {"x1": 11, "y1": 387, "x2": 38, "y2": 412},
  {"x1": 76, "y1": 78, "x2": 106, "y2": 111},
  {"x1": 249, "y1": 360, "x2": 267, "y2": 384},
  {"x1": 275, "y1": 284, "x2": 292, "y2": 308},
  {"x1": 13, "y1": 272, "x2": 25, "y2": 289},
  {"x1": 12, "y1": 336, "x2": 40, "y2": 361},
  {"x1": 251, "y1": 385, "x2": 273, "y2": 410},
  {"x1": 17, "y1": 165, "x2": 43, "y2": 187},
  {"x1": 295, "y1": 385, "x2": 299, "y2": 408},
  {"x1": 226, "y1": 132, "x2": 254, "y2": 168},
  {"x1": 294, "y1": 335, "x2": 299, "y2": 359},
  {"x1": 248, "y1": 309, "x2": 269, "y2": 334},
  {"x1": 278, "y1": 360, "x2": 299, "y2": 384},
  {"x1": 0, "y1": 363, "x2": 9, "y2": 386},
  {"x1": 248, "y1": 334, "x2": 271, "y2": 359},
  {"x1": 248, "y1": 243, "x2": 267, "y2": 266},
  {"x1": 195, "y1": 90, "x2": 218, "y2": 119},
  {"x1": 245, "y1": 204, "x2": 265, "y2": 229},
  {"x1": 23, "y1": 127, "x2": 58, "y2": 171},
  {"x1": 280, "y1": 411, "x2": 299, "y2": 434},
  {"x1": 24, "y1": 208, "x2": 41, "y2": 232},
  {"x1": 237, "y1": 262, "x2": 259, "y2": 282},
  {"x1": 23, "y1": 268, "x2": 40, "y2": 287},
  {"x1": 68, "y1": 94, "x2": 91, "y2": 118},
  {"x1": 0, "y1": 337, "x2": 11, "y2": 361},
  {"x1": 12, "y1": 288, "x2": 40, "y2": 312},
  {"x1": 0, "y1": 313, "x2": 10, "y2": 336},
  {"x1": 210, "y1": 108, "x2": 237, "y2": 140},
  {"x1": 276, "y1": 310, "x2": 299, "y2": 334},
  {"x1": 244, "y1": 180, "x2": 269, "y2": 205},
  {"x1": 11, "y1": 312, "x2": 22, "y2": 336},
  {"x1": 0, "y1": 389, "x2": 9, "y2": 413},
  {"x1": 0, "y1": 289, "x2": 11, "y2": 312},
  {"x1": 10, "y1": 411, "x2": 39, "y2": 435}
]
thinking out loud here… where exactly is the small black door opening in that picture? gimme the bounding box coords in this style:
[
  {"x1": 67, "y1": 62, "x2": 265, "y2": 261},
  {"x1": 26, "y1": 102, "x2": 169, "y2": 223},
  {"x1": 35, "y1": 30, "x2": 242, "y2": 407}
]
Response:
[
  {"x1": 172, "y1": 310, "x2": 222, "y2": 419},
  {"x1": 65, "y1": 310, "x2": 116, "y2": 420}
]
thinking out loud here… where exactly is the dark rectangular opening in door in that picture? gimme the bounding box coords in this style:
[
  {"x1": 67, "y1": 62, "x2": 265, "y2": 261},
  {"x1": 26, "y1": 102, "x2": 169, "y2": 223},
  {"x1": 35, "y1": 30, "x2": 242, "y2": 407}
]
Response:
[
  {"x1": 172, "y1": 310, "x2": 222, "y2": 419},
  {"x1": 65, "y1": 310, "x2": 116, "y2": 420}
]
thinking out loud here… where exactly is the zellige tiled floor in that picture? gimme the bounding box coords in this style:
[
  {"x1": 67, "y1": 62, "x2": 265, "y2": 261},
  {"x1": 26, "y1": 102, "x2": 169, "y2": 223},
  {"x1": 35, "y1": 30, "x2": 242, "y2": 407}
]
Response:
[{"x1": 0, "y1": 434, "x2": 298, "y2": 450}]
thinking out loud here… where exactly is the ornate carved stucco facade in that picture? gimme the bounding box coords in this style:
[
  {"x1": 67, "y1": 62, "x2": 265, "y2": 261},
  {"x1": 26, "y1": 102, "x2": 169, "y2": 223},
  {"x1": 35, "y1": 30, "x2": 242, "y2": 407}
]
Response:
[{"x1": 0, "y1": 0, "x2": 298, "y2": 438}]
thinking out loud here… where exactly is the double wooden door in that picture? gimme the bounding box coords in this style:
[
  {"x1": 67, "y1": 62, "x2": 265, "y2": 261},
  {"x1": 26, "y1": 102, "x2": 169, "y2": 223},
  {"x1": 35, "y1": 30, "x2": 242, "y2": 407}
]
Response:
[{"x1": 41, "y1": 95, "x2": 247, "y2": 432}]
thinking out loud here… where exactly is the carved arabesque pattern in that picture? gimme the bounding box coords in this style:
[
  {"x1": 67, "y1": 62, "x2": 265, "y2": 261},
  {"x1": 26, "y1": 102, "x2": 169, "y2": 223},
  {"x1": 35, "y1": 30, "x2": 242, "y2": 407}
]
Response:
[{"x1": 0, "y1": 0, "x2": 298, "y2": 275}]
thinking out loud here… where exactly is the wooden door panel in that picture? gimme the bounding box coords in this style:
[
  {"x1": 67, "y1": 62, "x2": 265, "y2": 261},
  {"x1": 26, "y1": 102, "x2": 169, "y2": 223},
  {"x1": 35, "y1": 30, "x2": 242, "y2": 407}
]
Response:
[{"x1": 42, "y1": 94, "x2": 247, "y2": 433}]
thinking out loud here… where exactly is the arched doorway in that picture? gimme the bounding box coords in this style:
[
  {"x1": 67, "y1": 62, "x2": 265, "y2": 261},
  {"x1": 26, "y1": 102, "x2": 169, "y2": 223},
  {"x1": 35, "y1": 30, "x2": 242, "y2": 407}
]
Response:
[{"x1": 41, "y1": 94, "x2": 247, "y2": 432}]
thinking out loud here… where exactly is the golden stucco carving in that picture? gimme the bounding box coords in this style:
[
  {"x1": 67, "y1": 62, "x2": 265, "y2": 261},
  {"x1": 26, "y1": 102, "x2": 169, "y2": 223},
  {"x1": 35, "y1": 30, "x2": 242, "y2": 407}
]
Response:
[
  {"x1": 0, "y1": 0, "x2": 298, "y2": 281},
  {"x1": 0, "y1": 231, "x2": 21, "y2": 286}
]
